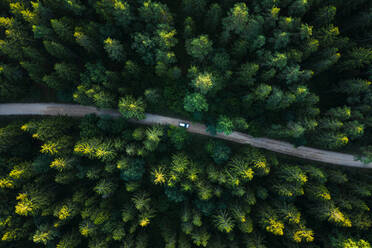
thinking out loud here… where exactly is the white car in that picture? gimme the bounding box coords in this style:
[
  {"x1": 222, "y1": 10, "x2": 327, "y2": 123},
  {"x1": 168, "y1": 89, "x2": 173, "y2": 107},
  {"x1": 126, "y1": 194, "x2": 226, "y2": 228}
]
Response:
[{"x1": 179, "y1": 122, "x2": 190, "y2": 128}]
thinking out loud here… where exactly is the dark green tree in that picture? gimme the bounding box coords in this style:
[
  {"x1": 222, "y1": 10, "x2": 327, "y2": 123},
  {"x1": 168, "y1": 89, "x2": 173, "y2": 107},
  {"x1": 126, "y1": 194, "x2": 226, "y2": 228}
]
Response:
[
  {"x1": 183, "y1": 93, "x2": 208, "y2": 112},
  {"x1": 186, "y1": 35, "x2": 213, "y2": 61}
]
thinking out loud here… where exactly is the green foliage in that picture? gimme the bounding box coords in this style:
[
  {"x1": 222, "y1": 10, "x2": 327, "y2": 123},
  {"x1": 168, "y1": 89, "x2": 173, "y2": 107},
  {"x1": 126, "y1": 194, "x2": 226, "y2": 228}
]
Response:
[
  {"x1": 0, "y1": 123, "x2": 23, "y2": 153},
  {"x1": 1, "y1": 119, "x2": 372, "y2": 247},
  {"x1": 0, "y1": 0, "x2": 369, "y2": 156},
  {"x1": 145, "y1": 125, "x2": 163, "y2": 143},
  {"x1": 0, "y1": 64, "x2": 26, "y2": 100},
  {"x1": 205, "y1": 140, "x2": 231, "y2": 165},
  {"x1": 33, "y1": 225, "x2": 57, "y2": 245},
  {"x1": 164, "y1": 187, "x2": 186, "y2": 203},
  {"x1": 216, "y1": 115, "x2": 234, "y2": 135},
  {"x1": 138, "y1": 0, "x2": 173, "y2": 25},
  {"x1": 104, "y1": 37, "x2": 125, "y2": 62},
  {"x1": 183, "y1": 17, "x2": 194, "y2": 39},
  {"x1": 222, "y1": 3, "x2": 251, "y2": 36},
  {"x1": 94, "y1": 179, "x2": 117, "y2": 198},
  {"x1": 50, "y1": 17, "x2": 74, "y2": 42},
  {"x1": 119, "y1": 158, "x2": 145, "y2": 181},
  {"x1": 21, "y1": 117, "x2": 74, "y2": 141},
  {"x1": 43, "y1": 40, "x2": 73, "y2": 60},
  {"x1": 96, "y1": 0, "x2": 133, "y2": 28},
  {"x1": 54, "y1": 62, "x2": 79, "y2": 83},
  {"x1": 186, "y1": 35, "x2": 213, "y2": 61},
  {"x1": 184, "y1": 93, "x2": 208, "y2": 112},
  {"x1": 238, "y1": 63, "x2": 259, "y2": 86},
  {"x1": 118, "y1": 96, "x2": 146, "y2": 120},
  {"x1": 74, "y1": 26, "x2": 97, "y2": 53},
  {"x1": 191, "y1": 72, "x2": 215, "y2": 94},
  {"x1": 144, "y1": 88, "x2": 160, "y2": 104},
  {"x1": 213, "y1": 210, "x2": 235, "y2": 233},
  {"x1": 56, "y1": 232, "x2": 81, "y2": 248},
  {"x1": 168, "y1": 126, "x2": 189, "y2": 150}
]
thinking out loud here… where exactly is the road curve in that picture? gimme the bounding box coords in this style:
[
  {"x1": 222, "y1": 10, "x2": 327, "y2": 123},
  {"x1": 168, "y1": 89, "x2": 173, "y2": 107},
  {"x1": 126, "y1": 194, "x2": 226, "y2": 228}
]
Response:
[{"x1": 0, "y1": 103, "x2": 371, "y2": 169}]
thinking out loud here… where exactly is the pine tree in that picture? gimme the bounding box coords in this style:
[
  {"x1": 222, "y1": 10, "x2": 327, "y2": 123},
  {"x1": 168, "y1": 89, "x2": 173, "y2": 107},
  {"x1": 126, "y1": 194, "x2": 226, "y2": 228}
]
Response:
[
  {"x1": 50, "y1": 17, "x2": 75, "y2": 42},
  {"x1": 138, "y1": 0, "x2": 173, "y2": 25},
  {"x1": 119, "y1": 158, "x2": 145, "y2": 181},
  {"x1": 237, "y1": 63, "x2": 259, "y2": 86},
  {"x1": 254, "y1": 84, "x2": 272, "y2": 101},
  {"x1": 118, "y1": 95, "x2": 146, "y2": 120},
  {"x1": 244, "y1": 233, "x2": 267, "y2": 248},
  {"x1": 79, "y1": 220, "x2": 97, "y2": 237},
  {"x1": 93, "y1": 90, "x2": 116, "y2": 109},
  {"x1": 43, "y1": 40, "x2": 74, "y2": 60},
  {"x1": 74, "y1": 26, "x2": 97, "y2": 53},
  {"x1": 313, "y1": 6, "x2": 337, "y2": 27},
  {"x1": 338, "y1": 79, "x2": 371, "y2": 94},
  {"x1": 183, "y1": 17, "x2": 194, "y2": 39},
  {"x1": 96, "y1": 0, "x2": 133, "y2": 28},
  {"x1": 258, "y1": 206, "x2": 285, "y2": 236},
  {"x1": 288, "y1": 0, "x2": 308, "y2": 17},
  {"x1": 205, "y1": 140, "x2": 231, "y2": 165},
  {"x1": 191, "y1": 72, "x2": 215, "y2": 94},
  {"x1": 222, "y1": 3, "x2": 251, "y2": 36},
  {"x1": 0, "y1": 123, "x2": 23, "y2": 153},
  {"x1": 315, "y1": 132, "x2": 349, "y2": 149},
  {"x1": 312, "y1": 202, "x2": 352, "y2": 227},
  {"x1": 54, "y1": 200, "x2": 79, "y2": 220},
  {"x1": 54, "y1": 62, "x2": 80, "y2": 82},
  {"x1": 56, "y1": 231, "x2": 81, "y2": 248},
  {"x1": 340, "y1": 47, "x2": 372, "y2": 70},
  {"x1": 144, "y1": 88, "x2": 160, "y2": 104},
  {"x1": 58, "y1": 0, "x2": 86, "y2": 16},
  {"x1": 32, "y1": 224, "x2": 57, "y2": 245},
  {"x1": 145, "y1": 125, "x2": 163, "y2": 143},
  {"x1": 32, "y1": 24, "x2": 54, "y2": 40},
  {"x1": 155, "y1": 24, "x2": 177, "y2": 50},
  {"x1": 191, "y1": 228, "x2": 210, "y2": 247},
  {"x1": 213, "y1": 210, "x2": 235, "y2": 233},
  {"x1": 131, "y1": 32, "x2": 156, "y2": 65},
  {"x1": 216, "y1": 115, "x2": 234, "y2": 135},
  {"x1": 183, "y1": 93, "x2": 208, "y2": 112},
  {"x1": 212, "y1": 51, "x2": 231, "y2": 71},
  {"x1": 171, "y1": 153, "x2": 190, "y2": 174},
  {"x1": 104, "y1": 37, "x2": 125, "y2": 62},
  {"x1": 131, "y1": 191, "x2": 151, "y2": 212},
  {"x1": 42, "y1": 73, "x2": 64, "y2": 89},
  {"x1": 94, "y1": 179, "x2": 117, "y2": 198},
  {"x1": 186, "y1": 35, "x2": 213, "y2": 61}
]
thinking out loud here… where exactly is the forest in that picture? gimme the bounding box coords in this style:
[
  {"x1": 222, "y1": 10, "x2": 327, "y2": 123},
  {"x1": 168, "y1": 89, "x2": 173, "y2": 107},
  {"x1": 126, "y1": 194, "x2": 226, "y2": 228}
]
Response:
[{"x1": 0, "y1": 0, "x2": 371, "y2": 247}]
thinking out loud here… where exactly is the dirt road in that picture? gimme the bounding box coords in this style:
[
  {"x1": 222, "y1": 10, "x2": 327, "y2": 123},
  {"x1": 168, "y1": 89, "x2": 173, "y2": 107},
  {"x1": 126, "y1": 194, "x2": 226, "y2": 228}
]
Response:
[{"x1": 0, "y1": 103, "x2": 370, "y2": 168}]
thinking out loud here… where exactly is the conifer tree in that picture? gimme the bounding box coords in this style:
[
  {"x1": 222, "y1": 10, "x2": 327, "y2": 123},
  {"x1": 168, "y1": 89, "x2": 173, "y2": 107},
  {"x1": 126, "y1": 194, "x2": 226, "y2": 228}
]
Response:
[
  {"x1": 216, "y1": 115, "x2": 234, "y2": 135},
  {"x1": 50, "y1": 17, "x2": 75, "y2": 42},
  {"x1": 96, "y1": 0, "x2": 133, "y2": 28},
  {"x1": 186, "y1": 35, "x2": 213, "y2": 61},
  {"x1": 118, "y1": 96, "x2": 146, "y2": 120},
  {"x1": 183, "y1": 93, "x2": 208, "y2": 112},
  {"x1": 43, "y1": 40, "x2": 74, "y2": 60},
  {"x1": 104, "y1": 37, "x2": 125, "y2": 62}
]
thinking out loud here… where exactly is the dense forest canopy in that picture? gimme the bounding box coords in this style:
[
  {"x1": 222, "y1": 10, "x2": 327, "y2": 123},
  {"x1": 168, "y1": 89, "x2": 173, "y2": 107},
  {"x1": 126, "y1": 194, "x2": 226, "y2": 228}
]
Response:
[
  {"x1": 0, "y1": 0, "x2": 372, "y2": 247},
  {"x1": 0, "y1": 116, "x2": 372, "y2": 247},
  {"x1": 0, "y1": 0, "x2": 371, "y2": 153}
]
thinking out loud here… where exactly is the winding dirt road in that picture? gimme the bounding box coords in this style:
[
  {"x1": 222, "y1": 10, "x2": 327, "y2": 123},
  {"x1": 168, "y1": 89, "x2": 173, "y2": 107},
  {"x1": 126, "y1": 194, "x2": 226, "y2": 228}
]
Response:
[{"x1": 0, "y1": 103, "x2": 371, "y2": 169}]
